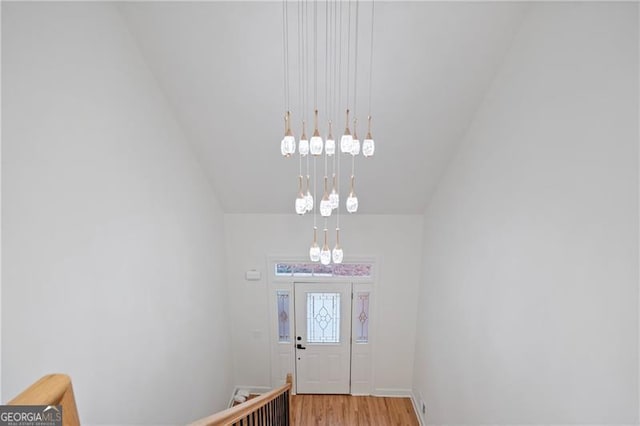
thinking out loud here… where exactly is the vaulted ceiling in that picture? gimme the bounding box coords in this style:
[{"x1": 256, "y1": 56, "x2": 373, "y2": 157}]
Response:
[{"x1": 118, "y1": 2, "x2": 528, "y2": 214}]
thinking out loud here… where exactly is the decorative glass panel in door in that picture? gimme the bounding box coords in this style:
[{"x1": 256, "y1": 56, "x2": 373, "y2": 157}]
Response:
[
  {"x1": 276, "y1": 291, "x2": 291, "y2": 343},
  {"x1": 306, "y1": 292, "x2": 341, "y2": 343}
]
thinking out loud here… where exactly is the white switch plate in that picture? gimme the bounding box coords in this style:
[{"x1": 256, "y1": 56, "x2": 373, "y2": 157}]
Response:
[{"x1": 245, "y1": 270, "x2": 261, "y2": 280}]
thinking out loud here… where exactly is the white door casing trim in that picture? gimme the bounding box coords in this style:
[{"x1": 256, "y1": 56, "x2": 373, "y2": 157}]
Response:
[{"x1": 267, "y1": 256, "x2": 377, "y2": 395}]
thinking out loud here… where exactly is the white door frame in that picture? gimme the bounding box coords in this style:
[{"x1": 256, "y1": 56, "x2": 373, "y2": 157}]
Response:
[{"x1": 267, "y1": 257, "x2": 376, "y2": 395}]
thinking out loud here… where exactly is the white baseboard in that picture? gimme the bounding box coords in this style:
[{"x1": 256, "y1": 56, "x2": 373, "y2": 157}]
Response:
[
  {"x1": 227, "y1": 386, "x2": 238, "y2": 408},
  {"x1": 372, "y1": 388, "x2": 422, "y2": 424},
  {"x1": 410, "y1": 390, "x2": 426, "y2": 426},
  {"x1": 372, "y1": 388, "x2": 412, "y2": 397},
  {"x1": 227, "y1": 385, "x2": 271, "y2": 408},
  {"x1": 235, "y1": 385, "x2": 271, "y2": 394}
]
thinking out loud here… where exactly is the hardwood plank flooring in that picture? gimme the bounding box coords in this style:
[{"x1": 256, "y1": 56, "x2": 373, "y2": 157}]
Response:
[{"x1": 291, "y1": 394, "x2": 420, "y2": 425}]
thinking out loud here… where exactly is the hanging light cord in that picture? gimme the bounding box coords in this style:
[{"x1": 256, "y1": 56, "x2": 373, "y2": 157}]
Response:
[
  {"x1": 338, "y1": 0, "x2": 343, "y2": 116},
  {"x1": 282, "y1": 0, "x2": 290, "y2": 111},
  {"x1": 325, "y1": 0, "x2": 329, "y2": 118},
  {"x1": 331, "y1": 0, "x2": 340, "y2": 171},
  {"x1": 368, "y1": 0, "x2": 375, "y2": 117},
  {"x1": 313, "y1": 149, "x2": 317, "y2": 228},
  {"x1": 352, "y1": 0, "x2": 359, "y2": 179},
  {"x1": 297, "y1": 0, "x2": 303, "y2": 177},
  {"x1": 353, "y1": 0, "x2": 359, "y2": 121},
  {"x1": 298, "y1": 0, "x2": 303, "y2": 117},
  {"x1": 320, "y1": 0, "x2": 327, "y2": 225},
  {"x1": 345, "y1": 0, "x2": 351, "y2": 109},
  {"x1": 306, "y1": 0, "x2": 311, "y2": 194},
  {"x1": 328, "y1": 0, "x2": 336, "y2": 192},
  {"x1": 334, "y1": 0, "x2": 339, "y2": 126},
  {"x1": 336, "y1": 0, "x2": 342, "y2": 230},
  {"x1": 303, "y1": 0, "x2": 309, "y2": 125},
  {"x1": 314, "y1": 0, "x2": 318, "y2": 110}
]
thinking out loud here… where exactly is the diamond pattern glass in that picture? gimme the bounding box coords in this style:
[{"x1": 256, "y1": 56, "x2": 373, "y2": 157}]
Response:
[
  {"x1": 277, "y1": 291, "x2": 290, "y2": 342},
  {"x1": 356, "y1": 292, "x2": 370, "y2": 343},
  {"x1": 307, "y1": 292, "x2": 341, "y2": 343}
]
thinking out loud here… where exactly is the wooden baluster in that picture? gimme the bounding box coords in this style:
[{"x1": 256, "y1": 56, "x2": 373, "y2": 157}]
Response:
[{"x1": 188, "y1": 374, "x2": 292, "y2": 426}]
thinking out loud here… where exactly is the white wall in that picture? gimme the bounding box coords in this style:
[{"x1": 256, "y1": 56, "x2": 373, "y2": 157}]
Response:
[
  {"x1": 2, "y1": 3, "x2": 232, "y2": 425},
  {"x1": 0, "y1": 1, "x2": 3, "y2": 400},
  {"x1": 413, "y1": 3, "x2": 638, "y2": 424},
  {"x1": 224, "y1": 214, "x2": 422, "y2": 394}
]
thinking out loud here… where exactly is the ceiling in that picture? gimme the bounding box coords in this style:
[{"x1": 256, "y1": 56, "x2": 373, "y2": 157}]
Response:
[{"x1": 118, "y1": 1, "x2": 528, "y2": 214}]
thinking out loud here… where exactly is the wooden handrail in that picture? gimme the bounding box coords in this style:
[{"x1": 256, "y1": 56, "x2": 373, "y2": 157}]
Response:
[
  {"x1": 189, "y1": 374, "x2": 293, "y2": 426},
  {"x1": 8, "y1": 374, "x2": 80, "y2": 426}
]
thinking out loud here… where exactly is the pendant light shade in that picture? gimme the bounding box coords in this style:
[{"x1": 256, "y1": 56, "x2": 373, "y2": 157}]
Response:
[
  {"x1": 304, "y1": 175, "x2": 314, "y2": 212},
  {"x1": 340, "y1": 110, "x2": 353, "y2": 153},
  {"x1": 320, "y1": 228, "x2": 331, "y2": 265},
  {"x1": 332, "y1": 246, "x2": 344, "y2": 264},
  {"x1": 281, "y1": 111, "x2": 296, "y2": 157},
  {"x1": 299, "y1": 121, "x2": 309, "y2": 156},
  {"x1": 362, "y1": 138, "x2": 374, "y2": 157},
  {"x1": 310, "y1": 244, "x2": 321, "y2": 262},
  {"x1": 340, "y1": 134, "x2": 353, "y2": 154},
  {"x1": 332, "y1": 228, "x2": 344, "y2": 264},
  {"x1": 363, "y1": 116, "x2": 375, "y2": 157},
  {"x1": 325, "y1": 138, "x2": 336, "y2": 156},
  {"x1": 310, "y1": 110, "x2": 324, "y2": 156},
  {"x1": 309, "y1": 227, "x2": 321, "y2": 262},
  {"x1": 346, "y1": 194, "x2": 358, "y2": 213},
  {"x1": 296, "y1": 197, "x2": 308, "y2": 215},
  {"x1": 325, "y1": 121, "x2": 336, "y2": 156},
  {"x1": 320, "y1": 176, "x2": 332, "y2": 217},
  {"x1": 310, "y1": 136, "x2": 323, "y2": 155},
  {"x1": 329, "y1": 174, "x2": 339, "y2": 210},
  {"x1": 351, "y1": 139, "x2": 360, "y2": 156},
  {"x1": 295, "y1": 175, "x2": 307, "y2": 215},
  {"x1": 346, "y1": 175, "x2": 358, "y2": 213},
  {"x1": 320, "y1": 199, "x2": 332, "y2": 217},
  {"x1": 351, "y1": 118, "x2": 360, "y2": 156}
]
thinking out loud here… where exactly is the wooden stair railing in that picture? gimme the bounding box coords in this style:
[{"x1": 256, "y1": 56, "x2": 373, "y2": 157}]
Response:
[
  {"x1": 189, "y1": 374, "x2": 293, "y2": 426},
  {"x1": 8, "y1": 374, "x2": 80, "y2": 426}
]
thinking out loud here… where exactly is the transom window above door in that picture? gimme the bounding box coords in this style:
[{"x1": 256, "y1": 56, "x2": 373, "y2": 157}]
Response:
[{"x1": 275, "y1": 262, "x2": 372, "y2": 278}]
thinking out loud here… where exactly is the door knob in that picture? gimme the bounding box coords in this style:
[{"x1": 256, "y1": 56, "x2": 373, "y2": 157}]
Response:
[{"x1": 296, "y1": 343, "x2": 306, "y2": 350}]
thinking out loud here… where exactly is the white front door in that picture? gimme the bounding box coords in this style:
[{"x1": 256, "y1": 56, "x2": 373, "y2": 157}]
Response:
[{"x1": 294, "y1": 282, "x2": 352, "y2": 394}]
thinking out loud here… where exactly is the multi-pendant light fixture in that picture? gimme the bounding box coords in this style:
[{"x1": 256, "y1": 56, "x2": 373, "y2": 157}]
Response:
[{"x1": 280, "y1": 0, "x2": 376, "y2": 264}]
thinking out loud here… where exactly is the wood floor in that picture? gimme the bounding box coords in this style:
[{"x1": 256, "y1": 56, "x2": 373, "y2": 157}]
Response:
[{"x1": 291, "y1": 394, "x2": 420, "y2": 425}]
